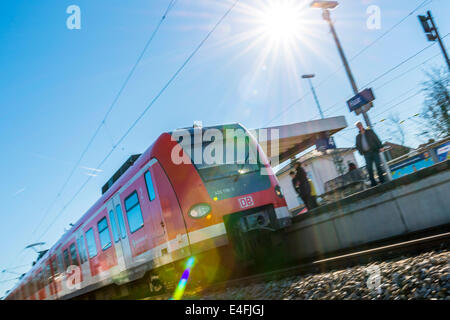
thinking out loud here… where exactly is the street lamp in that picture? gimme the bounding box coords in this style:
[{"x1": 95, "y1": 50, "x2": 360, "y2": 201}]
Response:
[
  {"x1": 302, "y1": 73, "x2": 345, "y2": 175},
  {"x1": 310, "y1": 1, "x2": 338, "y2": 9},
  {"x1": 310, "y1": 0, "x2": 392, "y2": 181},
  {"x1": 310, "y1": 1, "x2": 361, "y2": 115},
  {"x1": 301, "y1": 74, "x2": 324, "y2": 119}
]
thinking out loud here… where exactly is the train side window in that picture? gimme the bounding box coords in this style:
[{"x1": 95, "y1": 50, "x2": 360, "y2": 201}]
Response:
[
  {"x1": 63, "y1": 249, "x2": 70, "y2": 269},
  {"x1": 40, "y1": 270, "x2": 44, "y2": 289},
  {"x1": 45, "y1": 264, "x2": 51, "y2": 285},
  {"x1": 77, "y1": 235, "x2": 87, "y2": 264},
  {"x1": 124, "y1": 191, "x2": 144, "y2": 233},
  {"x1": 38, "y1": 270, "x2": 43, "y2": 290},
  {"x1": 85, "y1": 228, "x2": 98, "y2": 258},
  {"x1": 41, "y1": 269, "x2": 45, "y2": 289},
  {"x1": 115, "y1": 204, "x2": 127, "y2": 239},
  {"x1": 109, "y1": 210, "x2": 120, "y2": 243},
  {"x1": 97, "y1": 217, "x2": 112, "y2": 250},
  {"x1": 57, "y1": 253, "x2": 64, "y2": 273},
  {"x1": 69, "y1": 243, "x2": 79, "y2": 266},
  {"x1": 51, "y1": 259, "x2": 58, "y2": 277},
  {"x1": 144, "y1": 170, "x2": 156, "y2": 201},
  {"x1": 27, "y1": 283, "x2": 32, "y2": 297}
]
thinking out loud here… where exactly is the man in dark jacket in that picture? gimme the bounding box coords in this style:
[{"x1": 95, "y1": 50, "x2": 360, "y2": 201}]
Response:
[
  {"x1": 355, "y1": 121, "x2": 385, "y2": 187},
  {"x1": 290, "y1": 162, "x2": 313, "y2": 210}
]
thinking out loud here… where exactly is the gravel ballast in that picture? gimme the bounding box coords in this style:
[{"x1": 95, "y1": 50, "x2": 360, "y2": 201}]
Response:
[{"x1": 186, "y1": 249, "x2": 449, "y2": 300}]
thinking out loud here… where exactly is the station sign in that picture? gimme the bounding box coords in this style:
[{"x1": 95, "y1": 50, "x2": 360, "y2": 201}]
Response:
[
  {"x1": 315, "y1": 133, "x2": 336, "y2": 152},
  {"x1": 435, "y1": 141, "x2": 450, "y2": 162},
  {"x1": 347, "y1": 88, "x2": 375, "y2": 114}
]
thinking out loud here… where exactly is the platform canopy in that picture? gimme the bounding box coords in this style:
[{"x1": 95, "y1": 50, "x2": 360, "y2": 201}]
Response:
[{"x1": 250, "y1": 116, "x2": 348, "y2": 165}]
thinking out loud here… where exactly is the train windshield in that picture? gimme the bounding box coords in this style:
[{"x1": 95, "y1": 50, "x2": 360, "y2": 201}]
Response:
[
  {"x1": 193, "y1": 136, "x2": 263, "y2": 182},
  {"x1": 173, "y1": 124, "x2": 271, "y2": 200}
]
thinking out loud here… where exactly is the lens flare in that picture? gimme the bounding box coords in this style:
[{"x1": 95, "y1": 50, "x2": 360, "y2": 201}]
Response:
[
  {"x1": 171, "y1": 257, "x2": 196, "y2": 300},
  {"x1": 260, "y1": 2, "x2": 301, "y2": 44}
]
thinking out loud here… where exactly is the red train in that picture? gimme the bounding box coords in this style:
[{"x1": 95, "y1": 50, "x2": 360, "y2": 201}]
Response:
[{"x1": 5, "y1": 123, "x2": 290, "y2": 300}]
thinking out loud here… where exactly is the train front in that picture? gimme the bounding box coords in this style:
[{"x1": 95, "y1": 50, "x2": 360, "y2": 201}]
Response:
[{"x1": 161, "y1": 123, "x2": 291, "y2": 278}]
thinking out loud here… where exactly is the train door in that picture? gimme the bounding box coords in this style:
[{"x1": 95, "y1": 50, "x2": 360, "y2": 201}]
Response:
[
  {"x1": 75, "y1": 229, "x2": 90, "y2": 288},
  {"x1": 26, "y1": 279, "x2": 35, "y2": 300},
  {"x1": 106, "y1": 194, "x2": 132, "y2": 273},
  {"x1": 36, "y1": 267, "x2": 46, "y2": 300},
  {"x1": 48, "y1": 256, "x2": 57, "y2": 298},
  {"x1": 83, "y1": 209, "x2": 118, "y2": 277},
  {"x1": 142, "y1": 161, "x2": 167, "y2": 248},
  {"x1": 61, "y1": 239, "x2": 84, "y2": 292},
  {"x1": 49, "y1": 254, "x2": 63, "y2": 299},
  {"x1": 125, "y1": 158, "x2": 190, "y2": 259},
  {"x1": 150, "y1": 161, "x2": 191, "y2": 257}
]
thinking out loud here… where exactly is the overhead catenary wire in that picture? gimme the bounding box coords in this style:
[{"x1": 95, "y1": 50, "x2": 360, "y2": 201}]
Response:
[
  {"x1": 349, "y1": 0, "x2": 432, "y2": 62},
  {"x1": 334, "y1": 96, "x2": 423, "y2": 137},
  {"x1": 335, "y1": 109, "x2": 424, "y2": 148},
  {"x1": 0, "y1": 278, "x2": 20, "y2": 285},
  {"x1": 360, "y1": 43, "x2": 437, "y2": 90},
  {"x1": 4, "y1": 0, "x2": 443, "y2": 291},
  {"x1": 374, "y1": 52, "x2": 442, "y2": 91},
  {"x1": 5, "y1": 0, "x2": 180, "y2": 282},
  {"x1": 309, "y1": 31, "x2": 448, "y2": 122},
  {"x1": 336, "y1": 92, "x2": 425, "y2": 134},
  {"x1": 372, "y1": 92, "x2": 423, "y2": 120},
  {"x1": 34, "y1": 0, "x2": 241, "y2": 243},
  {"x1": 0, "y1": 264, "x2": 30, "y2": 271},
  {"x1": 313, "y1": 0, "x2": 434, "y2": 93},
  {"x1": 316, "y1": 52, "x2": 443, "y2": 119},
  {"x1": 333, "y1": 105, "x2": 424, "y2": 148},
  {"x1": 264, "y1": 0, "x2": 435, "y2": 127},
  {"x1": 320, "y1": 52, "x2": 447, "y2": 143},
  {"x1": 25, "y1": 0, "x2": 178, "y2": 245}
]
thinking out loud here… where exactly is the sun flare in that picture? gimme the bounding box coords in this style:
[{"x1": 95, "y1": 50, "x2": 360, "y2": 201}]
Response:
[
  {"x1": 259, "y1": 2, "x2": 303, "y2": 44},
  {"x1": 199, "y1": 0, "x2": 328, "y2": 108}
]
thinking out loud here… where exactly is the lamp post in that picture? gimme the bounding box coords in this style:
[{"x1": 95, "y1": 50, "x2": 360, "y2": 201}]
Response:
[
  {"x1": 302, "y1": 74, "x2": 324, "y2": 119},
  {"x1": 310, "y1": 1, "x2": 372, "y2": 125},
  {"x1": 302, "y1": 74, "x2": 345, "y2": 175},
  {"x1": 310, "y1": 0, "x2": 392, "y2": 181}
]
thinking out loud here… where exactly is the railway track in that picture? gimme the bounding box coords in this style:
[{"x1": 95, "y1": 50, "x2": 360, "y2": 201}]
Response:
[{"x1": 143, "y1": 231, "x2": 450, "y2": 300}]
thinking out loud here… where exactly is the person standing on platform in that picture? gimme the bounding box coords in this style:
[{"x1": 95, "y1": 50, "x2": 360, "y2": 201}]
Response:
[
  {"x1": 290, "y1": 162, "x2": 314, "y2": 210},
  {"x1": 308, "y1": 178, "x2": 318, "y2": 209},
  {"x1": 355, "y1": 121, "x2": 385, "y2": 187}
]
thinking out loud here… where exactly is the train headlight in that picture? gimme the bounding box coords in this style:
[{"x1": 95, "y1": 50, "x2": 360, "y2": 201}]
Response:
[
  {"x1": 274, "y1": 185, "x2": 284, "y2": 198},
  {"x1": 188, "y1": 203, "x2": 211, "y2": 219}
]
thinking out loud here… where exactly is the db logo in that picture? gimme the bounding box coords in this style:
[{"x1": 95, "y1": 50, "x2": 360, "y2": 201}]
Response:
[{"x1": 238, "y1": 196, "x2": 254, "y2": 209}]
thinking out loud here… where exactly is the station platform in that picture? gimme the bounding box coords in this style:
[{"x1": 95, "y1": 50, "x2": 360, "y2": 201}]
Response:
[
  {"x1": 284, "y1": 159, "x2": 450, "y2": 262},
  {"x1": 251, "y1": 116, "x2": 347, "y2": 164}
]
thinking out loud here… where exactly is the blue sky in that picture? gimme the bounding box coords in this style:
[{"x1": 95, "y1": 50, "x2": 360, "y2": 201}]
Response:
[{"x1": 1, "y1": 0, "x2": 449, "y2": 295}]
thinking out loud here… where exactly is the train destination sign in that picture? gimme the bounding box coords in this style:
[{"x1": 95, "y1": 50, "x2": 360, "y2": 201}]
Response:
[{"x1": 347, "y1": 88, "x2": 375, "y2": 113}]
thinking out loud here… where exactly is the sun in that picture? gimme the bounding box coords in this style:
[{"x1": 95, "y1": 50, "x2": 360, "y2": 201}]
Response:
[
  {"x1": 197, "y1": 0, "x2": 328, "y2": 105},
  {"x1": 183, "y1": 1, "x2": 321, "y2": 62},
  {"x1": 236, "y1": 0, "x2": 320, "y2": 62},
  {"x1": 259, "y1": 1, "x2": 303, "y2": 44}
]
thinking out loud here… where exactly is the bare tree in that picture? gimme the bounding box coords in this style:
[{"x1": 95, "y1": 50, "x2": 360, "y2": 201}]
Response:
[
  {"x1": 385, "y1": 113, "x2": 406, "y2": 145},
  {"x1": 419, "y1": 68, "x2": 450, "y2": 139}
]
